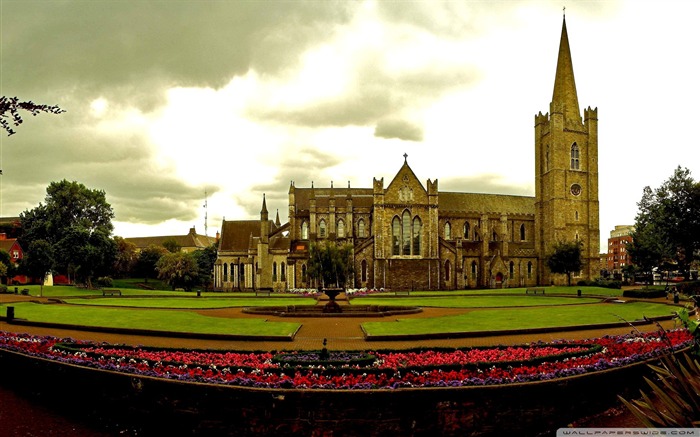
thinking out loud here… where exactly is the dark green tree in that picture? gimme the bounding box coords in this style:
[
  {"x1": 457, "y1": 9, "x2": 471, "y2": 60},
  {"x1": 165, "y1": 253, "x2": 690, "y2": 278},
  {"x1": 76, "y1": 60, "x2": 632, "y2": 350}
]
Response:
[
  {"x1": 546, "y1": 240, "x2": 583, "y2": 286},
  {"x1": 0, "y1": 96, "x2": 64, "y2": 136},
  {"x1": 628, "y1": 167, "x2": 700, "y2": 280},
  {"x1": 135, "y1": 244, "x2": 169, "y2": 282},
  {"x1": 19, "y1": 180, "x2": 116, "y2": 286},
  {"x1": 156, "y1": 251, "x2": 199, "y2": 291},
  {"x1": 0, "y1": 250, "x2": 15, "y2": 284},
  {"x1": 308, "y1": 242, "x2": 354, "y2": 289},
  {"x1": 21, "y1": 240, "x2": 54, "y2": 296},
  {"x1": 192, "y1": 243, "x2": 218, "y2": 289}
]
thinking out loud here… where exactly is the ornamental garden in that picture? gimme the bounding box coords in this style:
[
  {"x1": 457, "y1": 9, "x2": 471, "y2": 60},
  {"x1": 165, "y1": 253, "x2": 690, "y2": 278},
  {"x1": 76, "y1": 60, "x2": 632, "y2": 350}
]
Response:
[{"x1": 0, "y1": 284, "x2": 696, "y2": 435}]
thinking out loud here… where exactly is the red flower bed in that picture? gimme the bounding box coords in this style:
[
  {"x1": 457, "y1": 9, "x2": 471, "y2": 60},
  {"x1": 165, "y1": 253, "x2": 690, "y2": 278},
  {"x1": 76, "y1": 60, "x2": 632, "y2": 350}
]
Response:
[{"x1": 0, "y1": 329, "x2": 692, "y2": 390}]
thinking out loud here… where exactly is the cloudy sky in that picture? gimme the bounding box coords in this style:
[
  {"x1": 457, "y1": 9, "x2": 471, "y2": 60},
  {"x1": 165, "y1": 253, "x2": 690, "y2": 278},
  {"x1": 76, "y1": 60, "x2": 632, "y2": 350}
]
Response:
[{"x1": 1, "y1": 0, "x2": 698, "y2": 252}]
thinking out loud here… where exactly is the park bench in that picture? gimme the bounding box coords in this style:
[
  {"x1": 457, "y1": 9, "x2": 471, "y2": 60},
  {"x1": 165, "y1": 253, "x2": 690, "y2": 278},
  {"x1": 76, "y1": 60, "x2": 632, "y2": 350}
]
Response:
[
  {"x1": 20, "y1": 288, "x2": 30, "y2": 296},
  {"x1": 101, "y1": 289, "x2": 122, "y2": 296},
  {"x1": 394, "y1": 290, "x2": 410, "y2": 296},
  {"x1": 255, "y1": 290, "x2": 271, "y2": 297},
  {"x1": 525, "y1": 287, "x2": 545, "y2": 295}
]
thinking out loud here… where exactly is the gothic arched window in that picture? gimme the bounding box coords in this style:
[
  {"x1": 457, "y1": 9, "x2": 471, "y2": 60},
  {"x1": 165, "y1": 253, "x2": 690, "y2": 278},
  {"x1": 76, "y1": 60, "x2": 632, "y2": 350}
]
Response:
[
  {"x1": 358, "y1": 219, "x2": 366, "y2": 238},
  {"x1": 412, "y1": 216, "x2": 422, "y2": 255},
  {"x1": 520, "y1": 224, "x2": 526, "y2": 241},
  {"x1": 445, "y1": 260, "x2": 451, "y2": 282},
  {"x1": 444, "y1": 222, "x2": 452, "y2": 240},
  {"x1": 509, "y1": 261, "x2": 515, "y2": 279},
  {"x1": 281, "y1": 263, "x2": 286, "y2": 281},
  {"x1": 301, "y1": 264, "x2": 307, "y2": 283},
  {"x1": 361, "y1": 259, "x2": 367, "y2": 282},
  {"x1": 319, "y1": 219, "x2": 327, "y2": 238},
  {"x1": 527, "y1": 261, "x2": 532, "y2": 279},
  {"x1": 392, "y1": 216, "x2": 401, "y2": 255},
  {"x1": 301, "y1": 221, "x2": 309, "y2": 239},
  {"x1": 272, "y1": 262, "x2": 277, "y2": 282},
  {"x1": 471, "y1": 261, "x2": 478, "y2": 279},
  {"x1": 464, "y1": 222, "x2": 470, "y2": 241},
  {"x1": 571, "y1": 142, "x2": 580, "y2": 170},
  {"x1": 402, "y1": 210, "x2": 411, "y2": 255},
  {"x1": 223, "y1": 263, "x2": 228, "y2": 282},
  {"x1": 337, "y1": 219, "x2": 345, "y2": 238}
]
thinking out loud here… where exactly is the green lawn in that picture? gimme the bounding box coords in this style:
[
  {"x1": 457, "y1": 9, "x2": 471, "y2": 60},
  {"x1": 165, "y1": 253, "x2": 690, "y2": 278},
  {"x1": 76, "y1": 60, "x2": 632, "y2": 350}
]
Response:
[
  {"x1": 65, "y1": 297, "x2": 317, "y2": 308},
  {"x1": 1, "y1": 302, "x2": 299, "y2": 336},
  {"x1": 354, "y1": 295, "x2": 600, "y2": 308},
  {"x1": 362, "y1": 302, "x2": 678, "y2": 336}
]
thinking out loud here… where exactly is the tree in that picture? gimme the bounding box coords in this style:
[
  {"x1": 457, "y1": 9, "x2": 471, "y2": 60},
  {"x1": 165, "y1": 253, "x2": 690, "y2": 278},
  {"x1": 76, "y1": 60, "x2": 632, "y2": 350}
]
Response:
[
  {"x1": 162, "y1": 238, "x2": 181, "y2": 253},
  {"x1": 19, "y1": 180, "x2": 116, "y2": 286},
  {"x1": 21, "y1": 240, "x2": 54, "y2": 296},
  {"x1": 192, "y1": 243, "x2": 218, "y2": 289},
  {"x1": 307, "y1": 242, "x2": 354, "y2": 289},
  {"x1": 113, "y1": 236, "x2": 138, "y2": 278},
  {"x1": 546, "y1": 240, "x2": 583, "y2": 286},
  {"x1": 628, "y1": 167, "x2": 700, "y2": 280},
  {"x1": 0, "y1": 96, "x2": 64, "y2": 136},
  {"x1": 156, "y1": 252, "x2": 199, "y2": 291},
  {"x1": 135, "y1": 245, "x2": 169, "y2": 282},
  {"x1": 0, "y1": 250, "x2": 14, "y2": 284}
]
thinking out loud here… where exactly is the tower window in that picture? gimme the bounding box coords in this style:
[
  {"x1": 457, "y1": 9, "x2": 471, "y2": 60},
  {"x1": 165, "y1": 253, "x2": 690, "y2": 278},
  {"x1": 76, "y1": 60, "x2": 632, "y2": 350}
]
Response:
[
  {"x1": 444, "y1": 222, "x2": 451, "y2": 240},
  {"x1": 464, "y1": 222, "x2": 470, "y2": 241},
  {"x1": 570, "y1": 142, "x2": 580, "y2": 170},
  {"x1": 301, "y1": 221, "x2": 309, "y2": 239},
  {"x1": 358, "y1": 219, "x2": 366, "y2": 238},
  {"x1": 520, "y1": 224, "x2": 526, "y2": 241}
]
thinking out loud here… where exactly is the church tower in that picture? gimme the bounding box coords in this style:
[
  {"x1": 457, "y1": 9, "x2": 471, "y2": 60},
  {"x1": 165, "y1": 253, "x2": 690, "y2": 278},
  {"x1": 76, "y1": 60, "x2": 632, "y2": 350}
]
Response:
[{"x1": 535, "y1": 16, "x2": 600, "y2": 285}]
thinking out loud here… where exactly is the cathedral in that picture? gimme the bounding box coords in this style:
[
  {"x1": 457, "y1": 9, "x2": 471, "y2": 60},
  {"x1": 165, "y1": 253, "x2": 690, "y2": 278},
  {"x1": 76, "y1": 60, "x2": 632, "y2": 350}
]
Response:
[{"x1": 213, "y1": 17, "x2": 600, "y2": 291}]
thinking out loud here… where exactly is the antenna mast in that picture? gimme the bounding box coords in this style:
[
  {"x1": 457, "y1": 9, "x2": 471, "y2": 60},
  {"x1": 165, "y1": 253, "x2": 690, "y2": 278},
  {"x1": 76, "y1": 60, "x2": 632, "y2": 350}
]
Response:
[{"x1": 203, "y1": 189, "x2": 208, "y2": 237}]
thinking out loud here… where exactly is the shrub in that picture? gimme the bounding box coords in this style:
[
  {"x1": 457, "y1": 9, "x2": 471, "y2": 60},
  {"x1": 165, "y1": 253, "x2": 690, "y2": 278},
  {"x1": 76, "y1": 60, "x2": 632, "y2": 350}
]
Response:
[
  {"x1": 677, "y1": 281, "x2": 700, "y2": 296},
  {"x1": 96, "y1": 276, "x2": 113, "y2": 287},
  {"x1": 622, "y1": 289, "x2": 666, "y2": 299}
]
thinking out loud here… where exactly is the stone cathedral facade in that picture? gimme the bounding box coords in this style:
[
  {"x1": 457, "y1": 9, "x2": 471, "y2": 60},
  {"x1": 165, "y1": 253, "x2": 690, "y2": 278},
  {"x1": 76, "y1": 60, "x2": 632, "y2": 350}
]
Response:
[{"x1": 214, "y1": 17, "x2": 600, "y2": 291}]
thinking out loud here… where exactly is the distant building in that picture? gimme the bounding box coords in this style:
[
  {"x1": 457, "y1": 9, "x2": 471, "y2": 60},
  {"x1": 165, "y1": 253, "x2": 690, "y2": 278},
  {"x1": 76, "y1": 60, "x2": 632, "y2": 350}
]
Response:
[
  {"x1": 607, "y1": 225, "x2": 634, "y2": 278},
  {"x1": 125, "y1": 227, "x2": 218, "y2": 253},
  {"x1": 0, "y1": 232, "x2": 27, "y2": 284}
]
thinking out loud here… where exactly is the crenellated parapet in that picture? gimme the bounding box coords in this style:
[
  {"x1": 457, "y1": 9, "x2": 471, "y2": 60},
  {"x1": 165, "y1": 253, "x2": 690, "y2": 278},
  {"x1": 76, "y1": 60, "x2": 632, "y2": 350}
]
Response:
[
  {"x1": 584, "y1": 106, "x2": 598, "y2": 121},
  {"x1": 534, "y1": 111, "x2": 549, "y2": 126},
  {"x1": 427, "y1": 179, "x2": 438, "y2": 196}
]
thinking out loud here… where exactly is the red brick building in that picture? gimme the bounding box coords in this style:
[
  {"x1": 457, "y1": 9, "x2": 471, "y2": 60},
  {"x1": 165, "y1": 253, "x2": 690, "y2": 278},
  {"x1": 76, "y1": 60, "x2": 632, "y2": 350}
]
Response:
[{"x1": 606, "y1": 225, "x2": 634, "y2": 279}]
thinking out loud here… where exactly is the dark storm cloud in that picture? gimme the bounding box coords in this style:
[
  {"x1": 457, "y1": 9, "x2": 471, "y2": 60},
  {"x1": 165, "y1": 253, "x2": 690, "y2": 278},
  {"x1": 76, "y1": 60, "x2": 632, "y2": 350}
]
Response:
[{"x1": 1, "y1": 1, "x2": 353, "y2": 106}]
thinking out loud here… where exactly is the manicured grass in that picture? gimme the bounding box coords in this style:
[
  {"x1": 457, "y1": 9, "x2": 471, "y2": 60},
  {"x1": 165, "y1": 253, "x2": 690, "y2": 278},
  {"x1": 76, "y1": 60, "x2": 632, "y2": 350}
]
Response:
[
  {"x1": 354, "y1": 295, "x2": 600, "y2": 308},
  {"x1": 1, "y1": 302, "x2": 299, "y2": 336},
  {"x1": 361, "y1": 302, "x2": 678, "y2": 336},
  {"x1": 65, "y1": 297, "x2": 318, "y2": 308}
]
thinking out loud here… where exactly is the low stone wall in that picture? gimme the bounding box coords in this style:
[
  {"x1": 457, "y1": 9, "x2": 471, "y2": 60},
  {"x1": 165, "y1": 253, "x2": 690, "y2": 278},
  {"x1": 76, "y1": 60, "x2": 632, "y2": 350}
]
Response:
[{"x1": 0, "y1": 347, "x2": 659, "y2": 436}]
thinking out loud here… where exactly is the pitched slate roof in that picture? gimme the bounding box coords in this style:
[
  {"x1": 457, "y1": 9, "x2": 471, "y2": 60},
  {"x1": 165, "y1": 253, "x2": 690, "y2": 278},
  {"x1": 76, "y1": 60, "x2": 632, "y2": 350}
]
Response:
[
  {"x1": 126, "y1": 227, "x2": 217, "y2": 251},
  {"x1": 438, "y1": 192, "x2": 536, "y2": 216},
  {"x1": 219, "y1": 220, "x2": 281, "y2": 252}
]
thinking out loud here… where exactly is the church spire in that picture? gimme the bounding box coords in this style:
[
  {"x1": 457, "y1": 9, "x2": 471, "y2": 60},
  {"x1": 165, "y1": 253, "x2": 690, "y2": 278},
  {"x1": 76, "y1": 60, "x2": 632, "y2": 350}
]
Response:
[
  {"x1": 260, "y1": 193, "x2": 268, "y2": 220},
  {"x1": 551, "y1": 16, "x2": 581, "y2": 124}
]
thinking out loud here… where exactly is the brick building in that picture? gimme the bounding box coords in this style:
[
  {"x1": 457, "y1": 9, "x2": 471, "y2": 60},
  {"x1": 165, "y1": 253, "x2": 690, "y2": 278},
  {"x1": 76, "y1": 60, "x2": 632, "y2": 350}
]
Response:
[
  {"x1": 214, "y1": 17, "x2": 600, "y2": 290},
  {"x1": 606, "y1": 225, "x2": 634, "y2": 279}
]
